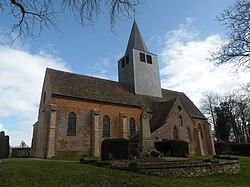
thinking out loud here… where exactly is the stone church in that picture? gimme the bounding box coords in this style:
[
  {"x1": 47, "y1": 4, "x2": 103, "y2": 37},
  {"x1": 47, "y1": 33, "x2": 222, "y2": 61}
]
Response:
[{"x1": 31, "y1": 21, "x2": 215, "y2": 158}]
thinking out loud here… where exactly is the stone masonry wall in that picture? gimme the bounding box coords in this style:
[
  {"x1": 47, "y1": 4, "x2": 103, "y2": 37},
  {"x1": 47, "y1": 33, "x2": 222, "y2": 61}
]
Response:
[{"x1": 128, "y1": 159, "x2": 240, "y2": 177}]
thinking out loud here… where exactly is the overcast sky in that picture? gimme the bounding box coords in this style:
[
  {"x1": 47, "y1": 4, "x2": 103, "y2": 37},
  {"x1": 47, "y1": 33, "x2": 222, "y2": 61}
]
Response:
[{"x1": 0, "y1": 0, "x2": 248, "y2": 146}]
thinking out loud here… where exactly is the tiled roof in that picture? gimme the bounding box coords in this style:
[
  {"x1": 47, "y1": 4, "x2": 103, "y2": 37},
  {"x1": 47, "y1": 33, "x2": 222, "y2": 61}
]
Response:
[
  {"x1": 47, "y1": 68, "x2": 143, "y2": 107},
  {"x1": 150, "y1": 99, "x2": 176, "y2": 132},
  {"x1": 46, "y1": 68, "x2": 206, "y2": 120},
  {"x1": 136, "y1": 89, "x2": 206, "y2": 120}
]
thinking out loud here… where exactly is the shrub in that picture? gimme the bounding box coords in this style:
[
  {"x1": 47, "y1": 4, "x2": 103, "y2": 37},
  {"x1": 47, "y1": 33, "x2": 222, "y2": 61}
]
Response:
[
  {"x1": 155, "y1": 140, "x2": 189, "y2": 157},
  {"x1": 214, "y1": 142, "x2": 250, "y2": 156},
  {"x1": 128, "y1": 142, "x2": 139, "y2": 159},
  {"x1": 11, "y1": 148, "x2": 31, "y2": 158},
  {"x1": 101, "y1": 139, "x2": 129, "y2": 161},
  {"x1": 154, "y1": 140, "x2": 171, "y2": 156},
  {"x1": 214, "y1": 142, "x2": 232, "y2": 155},
  {"x1": 230, "y1": 143, "x2": 250, "y2": 156}
]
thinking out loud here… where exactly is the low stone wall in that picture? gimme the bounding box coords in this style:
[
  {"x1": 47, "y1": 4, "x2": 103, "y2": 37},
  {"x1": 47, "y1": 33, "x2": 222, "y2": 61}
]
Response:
[
  {"x1": 97, "y1": 157, "x2": 240, "y2": 177},
  {"x1": 129, "y1": 159, "x2": 240, "y2": 177}
]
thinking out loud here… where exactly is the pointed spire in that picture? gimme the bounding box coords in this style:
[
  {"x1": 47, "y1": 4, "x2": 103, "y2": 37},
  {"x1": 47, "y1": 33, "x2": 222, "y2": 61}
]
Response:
[{"x1": 125, "y1": 21, "x2": 148, "y2": 54}]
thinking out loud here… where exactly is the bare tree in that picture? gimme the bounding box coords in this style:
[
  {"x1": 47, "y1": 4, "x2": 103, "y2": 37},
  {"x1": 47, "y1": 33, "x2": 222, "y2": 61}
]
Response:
[
  {"x1": 200, "y1": 87, "x2": 250, "y2": 143},
  {"x1": 210, "y1": 0, "x2": 250, "y2": 71},
  {"x1": 238, "y1": 83, "x2": 250, "y2": 141},
  {"x1": 19, "y1": 140, "x2": 28, "y2": 148},
  {"x1": 222, "y1": 93, "x2": 241, "y2": 142},
  {"x1": 1, "y1": 0, "x2": 142, "y2": 41},
  {"x1": 200, "y1": 91, "x2": 220, "y2": 140}
]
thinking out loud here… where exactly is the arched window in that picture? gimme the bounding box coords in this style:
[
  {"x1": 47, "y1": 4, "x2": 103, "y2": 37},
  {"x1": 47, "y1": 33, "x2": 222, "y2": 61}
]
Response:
[
  {"x1": 173, "y1": 127, "x2": 178, "y2": 140},
  {"x1": 198, "y1": 124, "x2": 203, "y2": 138},
  {"x1": 68, "y1": 112, "x2": 76, "y2": 136},
  {"x1": 103, "y1": 115, "x2": 110, "y2": 138},
  {"x1": 129, "y1": 117, "x2": 136, "y2": 135},
  {"x1": 179, "y1": 116, "x2": 183, "y2": 126},
  {"x1": 186, "y1": 128, "x2": 191, "y2": 143}
]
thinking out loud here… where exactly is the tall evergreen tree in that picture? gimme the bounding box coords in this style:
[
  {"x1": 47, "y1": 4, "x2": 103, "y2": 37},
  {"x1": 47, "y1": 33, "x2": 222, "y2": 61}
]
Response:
[{"x1": 215, "y1": 105, "x2": 231, "y2": 142}]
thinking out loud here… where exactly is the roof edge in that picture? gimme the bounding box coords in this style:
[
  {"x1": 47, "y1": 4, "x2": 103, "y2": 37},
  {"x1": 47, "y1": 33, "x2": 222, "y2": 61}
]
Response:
[{"x1": 52, "y1": 93, "x2": 143, "y2": 108}]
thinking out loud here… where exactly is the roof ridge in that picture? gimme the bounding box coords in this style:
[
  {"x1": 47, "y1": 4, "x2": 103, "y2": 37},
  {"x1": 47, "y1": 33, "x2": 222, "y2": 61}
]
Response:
[{"x1": 161, "y1": 87, "x2": 184, "y2": 94}]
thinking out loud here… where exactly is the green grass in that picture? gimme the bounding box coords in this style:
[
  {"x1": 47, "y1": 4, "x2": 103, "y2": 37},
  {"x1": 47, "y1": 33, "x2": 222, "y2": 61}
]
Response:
[
  {"x1": 47, "y1": 156, "x2": 101, "y2": 163},
  {"x1": 48, "y1": 156, "x2": 100, "y2": 161},
  {"x1": 48, "y1": 156, "x2": 81, "y2": 161},
  {"x1": 0, "y1": 156, "x2": 250, "y2": 187}
]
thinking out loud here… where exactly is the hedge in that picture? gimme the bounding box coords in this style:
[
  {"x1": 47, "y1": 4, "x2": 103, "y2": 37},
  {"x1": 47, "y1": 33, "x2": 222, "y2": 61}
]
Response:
[
  {"x1": 215, "y1": 142, "x2": 250, "y2": 156},
  {"x1": 155, "y1": 140, "x2": 189, "y2": 157},
  {"x1": 101, "y1": 139, "x2": 190, "y2": 160},
  {"x1": 101, "y1": 139, "x2": 129, "y2": 161},
  {"x1": 128, "y1": 142, "x2": 139, "y2": 158},
  {"x1": 11, "y1": 148, "x2": 31, "y2": 158}
]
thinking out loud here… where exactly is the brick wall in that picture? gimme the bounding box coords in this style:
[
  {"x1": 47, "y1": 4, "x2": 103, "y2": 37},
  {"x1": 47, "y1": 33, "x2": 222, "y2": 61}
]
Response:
[
  {"x1": 34, "y1": 105, "x2": 51, "y2": 158},
  {"x1": 151, "y1": 98, "x2": 215, "y2": 155},
  {"x1": 30, "y1": 122, "x2": 38, "y2": 157},
  {"x1": 32, "y1": 90, "x2": 215, "y2": 158},
  {"x1": 52, "y1": 96, "x2": 142, "y2": 157}
]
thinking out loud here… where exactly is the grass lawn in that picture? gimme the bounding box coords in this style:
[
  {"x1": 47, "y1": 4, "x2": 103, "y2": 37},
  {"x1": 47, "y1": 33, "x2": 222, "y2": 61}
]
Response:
[
  {"x1": 48, "y1": 156, "x2": 86, "y2": 161},
  {"x1": 0, "y1": 156, "x2": 249, "y2": 187}
]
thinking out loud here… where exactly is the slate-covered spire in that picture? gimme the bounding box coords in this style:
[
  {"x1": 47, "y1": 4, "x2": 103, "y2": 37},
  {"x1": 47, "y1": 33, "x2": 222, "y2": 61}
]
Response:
[
  {"x1": 125, "y1": 21, "x2": 148, "y2": 54},
  {"x1": 118, "y1": 20, "x2": 162, "y2": 98}
]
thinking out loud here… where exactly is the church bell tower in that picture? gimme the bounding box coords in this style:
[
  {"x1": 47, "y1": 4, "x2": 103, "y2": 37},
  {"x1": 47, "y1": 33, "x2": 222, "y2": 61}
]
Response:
[{"x1": 118, "y1": 21, "x2": 162, "y2": 98}]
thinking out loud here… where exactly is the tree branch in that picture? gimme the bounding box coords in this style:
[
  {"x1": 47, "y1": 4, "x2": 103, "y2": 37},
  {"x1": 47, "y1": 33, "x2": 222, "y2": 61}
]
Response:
[
  {"x1": 2, "y1": 0, "x2": 143, "y2": 42},
  {"x1": 210, "y1": 0, "x2": 250, "y2": 72}
]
